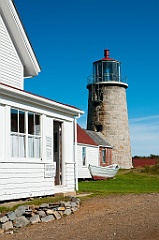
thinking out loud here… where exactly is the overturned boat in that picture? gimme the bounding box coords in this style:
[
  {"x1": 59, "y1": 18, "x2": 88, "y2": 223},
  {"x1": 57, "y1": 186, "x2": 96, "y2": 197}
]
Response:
[{"x1": 88, "y1": 164, "x2": 120, "y2": 180}]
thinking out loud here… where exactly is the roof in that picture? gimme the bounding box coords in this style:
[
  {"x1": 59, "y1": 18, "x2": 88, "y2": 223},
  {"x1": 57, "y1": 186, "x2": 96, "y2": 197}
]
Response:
[
  {"x1": 84, "y1": 130, "x2": 113, "y2": 148},
  {"x1": 0, "y1": 0, "x2": 41, "y2": 77},
  {"x1": 94, "y1": 49, "x2": 120, "y2": 63},
  {"x1": 77, "y1": 124, "x2": 113, "y2": 148},
  {"x1": 0, "y1": 82, "x2": 84, "y2": 117},
  {"x1": 77, "y1": 125, "x2": 97, "y2": 146}
]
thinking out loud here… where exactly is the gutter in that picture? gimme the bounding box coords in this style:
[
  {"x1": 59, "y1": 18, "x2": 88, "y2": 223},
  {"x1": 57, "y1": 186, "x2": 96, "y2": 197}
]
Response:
[{"x1": 74, "y1": 113, "x2": 82, "y2": 191}]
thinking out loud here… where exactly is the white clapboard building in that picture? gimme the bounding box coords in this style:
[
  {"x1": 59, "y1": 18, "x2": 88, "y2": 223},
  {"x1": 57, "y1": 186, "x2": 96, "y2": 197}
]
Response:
[
  {"x1": 0, "y1": 0, "x2": 83, "y2": 201},
  {"x1": 77, "y1": 125, "x2": 113, "y2": 179}
]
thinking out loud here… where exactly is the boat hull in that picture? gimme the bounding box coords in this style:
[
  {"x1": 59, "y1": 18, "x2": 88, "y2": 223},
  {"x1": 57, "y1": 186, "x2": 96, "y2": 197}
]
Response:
[{"x1": 88, "y1": 164, "x2": 120, "y2": 180}]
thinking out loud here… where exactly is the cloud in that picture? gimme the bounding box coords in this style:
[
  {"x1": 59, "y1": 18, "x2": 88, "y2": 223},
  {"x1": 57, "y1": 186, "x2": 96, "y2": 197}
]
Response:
[{"x1": 129, "y1": 115, "x2": 159, "y2": 156}]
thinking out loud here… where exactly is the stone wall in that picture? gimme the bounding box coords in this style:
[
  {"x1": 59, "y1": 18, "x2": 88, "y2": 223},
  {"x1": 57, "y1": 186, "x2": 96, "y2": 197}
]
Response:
[{"x1": 0, "y1": 197, "x2": 80, "y2": 235}]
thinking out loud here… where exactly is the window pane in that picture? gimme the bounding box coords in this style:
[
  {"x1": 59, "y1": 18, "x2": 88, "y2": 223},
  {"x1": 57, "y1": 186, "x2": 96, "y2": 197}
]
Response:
[
  {"x1": 11, "y1": 109, "x2": 18, "y2": 132},
  {"x1": 19, "y1": 111, "x2": 25, "y2": 133},
  {"x1": 11, "y1": 134, "x2": 18, "y2": 157},
  {"x1": 28, "y1": 112, "x2": 34, "y2": 134},
  {"x1": 19, "y1": 135, "x2": 25, "y2": 157},
  {"x1": 102, "y1": 149, "x2": 106, "y2": 163},
  {"x1": 34, "y1": 137, "x2": 41, "y2": 158},
  {"x1": 35, "y1": 114, "x2": 40, "y2": 135},
  {"x1": 28, "y1": 136, "x2": 34, "y2": 158},
  {"x1": 82, "y1": 147, "x2": 86, "y2": 166}
]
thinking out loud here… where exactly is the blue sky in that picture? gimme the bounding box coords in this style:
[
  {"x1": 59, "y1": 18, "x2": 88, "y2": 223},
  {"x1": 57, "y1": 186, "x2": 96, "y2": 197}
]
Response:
[{"x1": 14, "y1": 0, "x2": 159, "y2": 157}]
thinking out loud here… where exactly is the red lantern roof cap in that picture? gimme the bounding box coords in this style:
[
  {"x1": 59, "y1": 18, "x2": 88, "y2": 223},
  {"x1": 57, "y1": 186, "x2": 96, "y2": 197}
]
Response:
[{"x1": 94, "y1": 49, "x2": 119, "y2": 62}]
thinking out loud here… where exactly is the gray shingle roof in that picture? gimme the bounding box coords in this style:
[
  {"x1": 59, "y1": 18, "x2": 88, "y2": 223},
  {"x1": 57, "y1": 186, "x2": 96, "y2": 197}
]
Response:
[{"x1": 84, "y1": 130, "x2": 113, "y2": 148}]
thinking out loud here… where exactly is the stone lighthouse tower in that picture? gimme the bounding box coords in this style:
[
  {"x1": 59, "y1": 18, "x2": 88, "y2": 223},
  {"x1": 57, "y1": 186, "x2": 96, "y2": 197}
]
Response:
[{"x1": 87, "y1": 50, "x2": 132, "y2": 169}]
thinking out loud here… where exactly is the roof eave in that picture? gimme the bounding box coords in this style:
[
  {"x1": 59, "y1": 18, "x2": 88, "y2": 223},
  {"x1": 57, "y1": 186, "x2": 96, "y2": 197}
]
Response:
[
  {"x1": 0, "y1": 83, "x2": 84, "y2": 117},
  {"x1": 0, "y1": 0, "x2": 41, "y2": 77}
]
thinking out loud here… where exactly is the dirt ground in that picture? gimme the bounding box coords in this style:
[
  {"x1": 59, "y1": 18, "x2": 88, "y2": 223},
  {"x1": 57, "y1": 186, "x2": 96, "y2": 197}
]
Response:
[{"x1": 2, "y1": 193, "x2": 159, "y2": 240}]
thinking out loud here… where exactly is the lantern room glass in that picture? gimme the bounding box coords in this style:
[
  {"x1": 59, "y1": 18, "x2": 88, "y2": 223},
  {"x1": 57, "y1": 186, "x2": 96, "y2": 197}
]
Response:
[{"x1": 93, "y1": 61, "x2": 121, "y2": 83}]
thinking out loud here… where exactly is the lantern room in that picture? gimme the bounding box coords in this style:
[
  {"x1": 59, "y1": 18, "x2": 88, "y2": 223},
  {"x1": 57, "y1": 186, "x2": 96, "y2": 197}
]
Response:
[
  {"x1": 87, "y1": 49, "x2": 127, "y2": 87},
  {"x1": 93, "y1": 49, "x2": 121, "y2": 82}
]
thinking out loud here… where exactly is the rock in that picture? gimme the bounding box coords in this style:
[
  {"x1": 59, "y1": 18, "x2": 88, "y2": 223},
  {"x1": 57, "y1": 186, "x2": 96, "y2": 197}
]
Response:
[
  {"x1": 37, "y1": 210, "x2": 46, "y2": 217},
  {"x1": 15, "y1": 206, "x2": 28, "y2": 217},
  {"x1": 76, "y1": 200, "x2": 80, "y2": 208},
  {"x1": 52, "y1": 211, "x2": 61, "y2": 220},
  {"x1": 57, "y1": 207, "x2": 66, "y2": 211},
  {"x1": 7, "y1": 211, "x2": 16, "y2": 221},
  {"x1": 1, "y1": 221, "x2": 13, "y2": 231},
  {"x1": 72, "y1": 207, "x2": 78, "y2": 212},
  {"x1": 28, "y1": 205, "x2": 37, "y2": 210},
  {"x1": 62, "y1": 202, "x2": 71, "y2": 208},
  {"x1": 30, "y1": 215, "x2": 41, "y2": 224},
  {"x1": 46, "y1": 209, "x2": 55, "y2": 215},
  {"x1": 71, "y1": 197, "x2": 78, "y2": 202},
  {"x1": 0, "y1": 197, "x2": 80, "y2": 235},
  {"x1": 41, "y1": 215, "x2": 55, "y2": 222},
  {"x1": 14, "y1": 216, "x2": 30, "y2": 228},
  {"x1": 49, "y1": 203, "x2": 60, "y2": 209},
  {"x1": 58, "y1": 211, "x2": 64, "y2": 217},
  {"x1": 64, "y1": 209, "x2": 72, "y2": 216},
  {"x1": 71, "y1": 202, "x2": 77, "y2": 208},
  {"x1": 0, "y1": 216, "x2": 8, "y2": 223},
  {"x1": 39, "y1": 203, "x2": 50, "y2": 209}
]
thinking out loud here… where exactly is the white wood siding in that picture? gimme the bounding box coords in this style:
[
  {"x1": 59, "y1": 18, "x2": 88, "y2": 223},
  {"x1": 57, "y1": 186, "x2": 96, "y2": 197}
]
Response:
[
  {"x1": 0, "y1": 104, "x2": 76, "y2": 201},
  {"x1": 77, "y1": 144, "x2": 99, "y2": 179},
  {"x1": 63, "y1": 121, "x2": 75, "y2": 190},
  {"x1": 0, "y1": 163, "x2": 55, "y2": 201},
  {"x1": 0, "y1": 105, "x2": 5, "y2": 161},
  {"x1": 0, "y1": 16, "x2": 23, "y2": 89}
]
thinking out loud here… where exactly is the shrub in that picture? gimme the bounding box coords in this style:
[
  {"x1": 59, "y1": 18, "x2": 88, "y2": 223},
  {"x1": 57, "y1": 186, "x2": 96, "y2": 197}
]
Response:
[{"x1": 141, "y1": 160, "x2": 159, "y2": 174}]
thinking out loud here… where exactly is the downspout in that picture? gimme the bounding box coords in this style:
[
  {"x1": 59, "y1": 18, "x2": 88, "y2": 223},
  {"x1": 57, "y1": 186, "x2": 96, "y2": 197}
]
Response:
[{"x1": 74, "y1": 113, "x2": 81, "y2": 191}]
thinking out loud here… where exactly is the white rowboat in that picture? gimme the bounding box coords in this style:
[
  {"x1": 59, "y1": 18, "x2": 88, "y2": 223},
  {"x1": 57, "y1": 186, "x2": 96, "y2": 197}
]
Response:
[{"x1": 88, "y1": 164, "x2": 120, "y2": 180}]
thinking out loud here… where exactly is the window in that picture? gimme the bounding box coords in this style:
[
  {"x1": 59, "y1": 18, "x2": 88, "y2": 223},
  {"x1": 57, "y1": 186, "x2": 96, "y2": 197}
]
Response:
[
  {"x1": 96, "y1": 124, "x2": 102, "y2": 132},
  {"x1": 82, "y1": 147, "x2": 86, "y2": 166},
  {"x1": 11, "y1": 109, "x2": 26, "y2": 157},
  {"x1": 11, "y1": 108, "x2": 41, "y2": 158},
  {"x1": 102, "y1": 149, "x2": 106, "y2": 163},
  {"x1": 28, "y1": 112, "x2": 41, "y2": 158}
]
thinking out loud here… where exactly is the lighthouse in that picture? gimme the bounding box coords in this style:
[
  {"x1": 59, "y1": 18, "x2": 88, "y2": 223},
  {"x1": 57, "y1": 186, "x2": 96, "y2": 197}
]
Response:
[{"x1": 87, "y1": 50, "x2": 132, "y2": 169}]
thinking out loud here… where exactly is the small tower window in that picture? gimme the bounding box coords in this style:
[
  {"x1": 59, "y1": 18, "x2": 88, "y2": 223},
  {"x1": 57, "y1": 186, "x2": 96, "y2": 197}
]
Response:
[{"x1": 95, "y1": 125, "x2": 102, "y2": 132}]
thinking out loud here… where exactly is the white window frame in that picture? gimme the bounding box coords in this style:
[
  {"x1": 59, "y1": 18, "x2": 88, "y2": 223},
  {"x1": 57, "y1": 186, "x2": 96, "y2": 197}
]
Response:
[
  {"x1": 11, "y1": 109, "x2": 26, "y2": 158},
  {"x1": 10, "y1": 108, "x2": 41, "y2": 159},
  {"x1": 102, "y1": 149, "x2": 106, "y2": 163}
]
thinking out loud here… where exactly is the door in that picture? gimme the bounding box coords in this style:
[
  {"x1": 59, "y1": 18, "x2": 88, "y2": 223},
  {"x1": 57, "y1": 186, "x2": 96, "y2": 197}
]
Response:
[{"x1": 54, "y1": 121, "x2": 62, "y2": 185}]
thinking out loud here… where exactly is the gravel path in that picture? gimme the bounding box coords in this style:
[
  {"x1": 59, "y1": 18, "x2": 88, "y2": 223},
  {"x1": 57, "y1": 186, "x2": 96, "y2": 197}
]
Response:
[{"x1": 2, "y1": 193, "x2": 159, "y2": 240}]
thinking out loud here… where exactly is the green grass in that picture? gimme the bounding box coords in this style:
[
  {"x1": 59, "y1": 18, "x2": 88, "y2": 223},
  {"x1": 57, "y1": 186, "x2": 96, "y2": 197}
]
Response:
[
  {"x1": 0, "y1": 196, "x2": 68, "y2": 214},
  {"x1": 78, "y1": 170, "x2": 159, "y2": 196}
]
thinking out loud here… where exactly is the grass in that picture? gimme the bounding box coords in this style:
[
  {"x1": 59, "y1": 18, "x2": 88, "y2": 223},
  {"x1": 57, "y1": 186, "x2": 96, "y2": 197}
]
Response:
[
  {"x1": 0, "y1": 196, "x2": 68, "y2": 214},
  {"x1": 78, "y1": 169, "x2": 159, "y2": 196}
]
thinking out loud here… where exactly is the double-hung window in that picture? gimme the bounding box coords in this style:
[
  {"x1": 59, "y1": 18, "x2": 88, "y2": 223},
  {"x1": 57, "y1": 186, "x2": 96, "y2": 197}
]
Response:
[
  {"x1": 28, "y1": 112, "x2": 41, "y2": 158},
  {"x1": 11, "y1": 109, "x2": 26, "y2": 157},
  {"x1": 11, "y1": 108, "x2": 41, "y2": 158}
]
